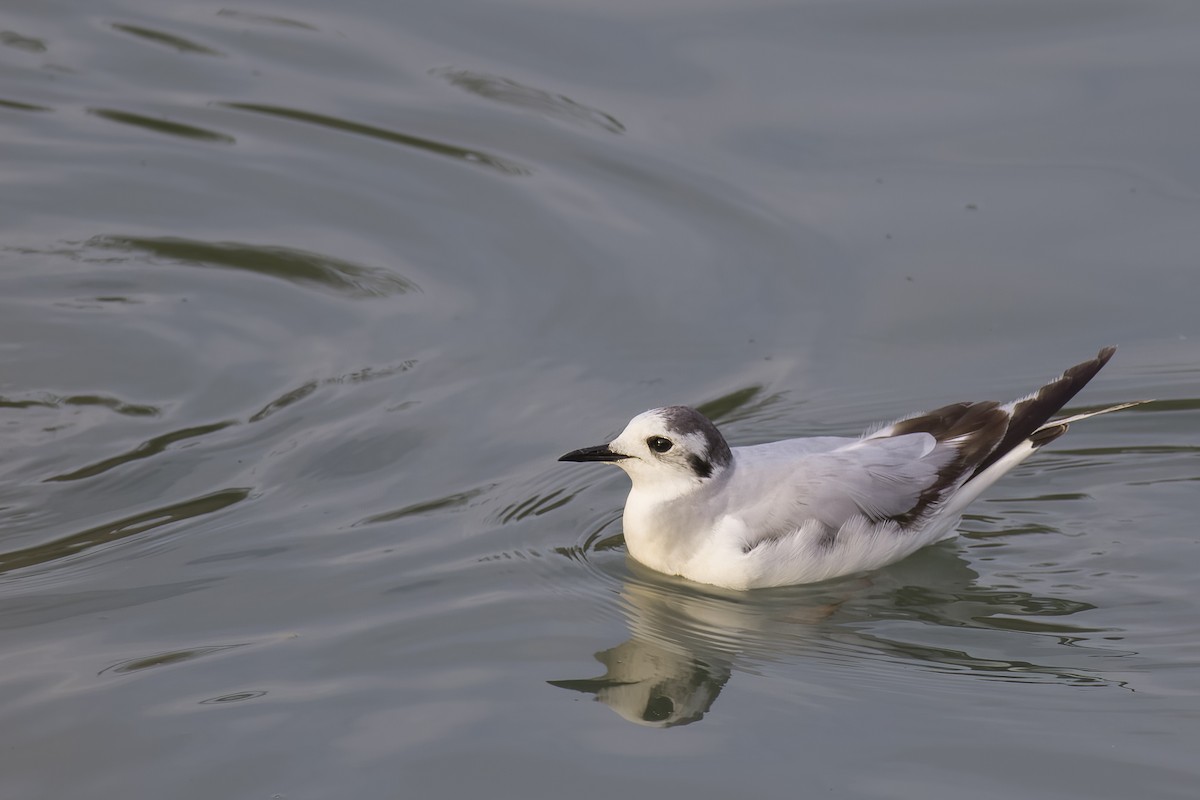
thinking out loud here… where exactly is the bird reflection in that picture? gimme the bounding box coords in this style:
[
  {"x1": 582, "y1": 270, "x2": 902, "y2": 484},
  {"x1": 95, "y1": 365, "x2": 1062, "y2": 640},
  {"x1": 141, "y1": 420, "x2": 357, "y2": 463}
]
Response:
[
  {"x1": 549, "y1": 562, "x2": 846, "y2": 727},
  {"x1": 551, "y1": 542, "x2": 1127, "y2": 727},
  {"x1": 548, "y1": 639, "x2": 730, "y2": 727}
]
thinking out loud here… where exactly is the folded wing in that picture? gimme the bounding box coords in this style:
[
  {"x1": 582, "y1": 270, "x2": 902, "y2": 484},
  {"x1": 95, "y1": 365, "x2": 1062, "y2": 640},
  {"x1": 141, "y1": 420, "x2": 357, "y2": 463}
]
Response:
[{"x1": 740, "y1": 347, "x2": 1119, "y2": 543}]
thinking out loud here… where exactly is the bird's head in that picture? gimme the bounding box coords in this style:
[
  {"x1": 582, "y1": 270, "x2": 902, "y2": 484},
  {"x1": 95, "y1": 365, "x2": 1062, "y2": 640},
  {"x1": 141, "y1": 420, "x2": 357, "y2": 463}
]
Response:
[{"x1": 559, "y1": 406, "x2": 732, "y2": 496}]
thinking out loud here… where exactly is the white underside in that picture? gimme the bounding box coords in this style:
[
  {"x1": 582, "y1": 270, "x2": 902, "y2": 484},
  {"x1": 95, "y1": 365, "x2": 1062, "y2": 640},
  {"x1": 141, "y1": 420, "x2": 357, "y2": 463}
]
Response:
[{"x1": 624, "y1": 505, "x2": 965, "y2": 590}]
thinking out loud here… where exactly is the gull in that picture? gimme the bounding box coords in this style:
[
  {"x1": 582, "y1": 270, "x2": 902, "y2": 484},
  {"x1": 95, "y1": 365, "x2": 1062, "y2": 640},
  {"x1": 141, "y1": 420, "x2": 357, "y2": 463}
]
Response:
[{"x1": 559, "y1": 347, "x2": 1144, "y2": 589}]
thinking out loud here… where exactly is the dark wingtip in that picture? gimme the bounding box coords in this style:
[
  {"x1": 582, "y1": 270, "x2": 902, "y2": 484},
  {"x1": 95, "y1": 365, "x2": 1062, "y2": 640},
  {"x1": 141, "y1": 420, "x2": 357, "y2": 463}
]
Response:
[
  {"x1": 967, "y1": 346, "x2": 1118, "y2": 480},
  {"x1": 885, "y1": 401, "x2": 1009, "y2": 526}
]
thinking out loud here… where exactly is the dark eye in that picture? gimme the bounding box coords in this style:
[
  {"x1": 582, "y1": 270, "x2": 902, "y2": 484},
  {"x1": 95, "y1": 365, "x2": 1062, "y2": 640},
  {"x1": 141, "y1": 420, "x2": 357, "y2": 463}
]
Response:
[{"x1": 647, "y1": 436, "x2": 673, "y2": 454}]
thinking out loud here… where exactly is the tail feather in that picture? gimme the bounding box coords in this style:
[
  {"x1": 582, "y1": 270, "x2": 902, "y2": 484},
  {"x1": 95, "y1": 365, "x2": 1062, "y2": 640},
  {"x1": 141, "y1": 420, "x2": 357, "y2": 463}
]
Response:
[
  {"x1": 966, "y1": 346, "x2": 1117, "y2": 480},
  {"x1": 1037, "y1": 400, "x2": 1148, "y2": 429},
  {"x1": 939, "y1": 399, "x2": 1149, "y2": 521},
  {"x1": 872, "y1": 347, "x2": 1143, "y2": 528},
  {"x1": 1024, "y1": 400, "x2": 1151, "y2": 449}
]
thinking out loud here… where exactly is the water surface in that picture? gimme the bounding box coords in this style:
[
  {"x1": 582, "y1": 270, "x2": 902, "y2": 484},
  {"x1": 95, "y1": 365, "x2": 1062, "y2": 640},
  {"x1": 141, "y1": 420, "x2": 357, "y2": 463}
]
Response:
[{"x1": 2, "y1": 1, "x2": 1199, "y2": 797}]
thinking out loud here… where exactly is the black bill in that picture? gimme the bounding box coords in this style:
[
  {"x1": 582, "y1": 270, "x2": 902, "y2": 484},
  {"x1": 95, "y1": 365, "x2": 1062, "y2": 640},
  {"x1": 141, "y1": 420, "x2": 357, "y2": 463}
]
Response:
[{"x1": 558, "y1": 444, "x2": 629, "y2": 463}]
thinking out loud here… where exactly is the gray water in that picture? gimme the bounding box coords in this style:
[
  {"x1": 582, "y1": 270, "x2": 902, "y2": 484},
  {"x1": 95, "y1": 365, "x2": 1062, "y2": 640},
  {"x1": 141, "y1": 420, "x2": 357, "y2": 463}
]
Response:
[{"x1": 2, "y1": 1, "x2": 1199, "y2": 797}]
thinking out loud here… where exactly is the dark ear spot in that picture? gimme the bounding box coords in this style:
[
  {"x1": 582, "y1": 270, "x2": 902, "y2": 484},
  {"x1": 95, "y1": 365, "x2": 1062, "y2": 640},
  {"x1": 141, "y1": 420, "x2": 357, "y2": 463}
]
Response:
[{"x1": 687, "y1": 455, "x2": 713, "y2": 479}]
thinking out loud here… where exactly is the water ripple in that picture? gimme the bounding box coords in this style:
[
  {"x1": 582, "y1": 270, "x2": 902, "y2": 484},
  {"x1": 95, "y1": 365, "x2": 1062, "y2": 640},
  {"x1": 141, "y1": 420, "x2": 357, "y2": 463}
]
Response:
[
  {"x1": 0, "y1": 488, "x2": 252, "y2": 575},
  {"x1": 0, "y1": 393, "x2": 159, "y2": 417},
  {"x1": 99, "y1": 643, "x2": 248, "y2": 676},
  {"x1": 358, "y1": 486, "x2": 493, "y2": 526},
  {"x1": 198, "y1": 690, "x2": 268, "y2": 704},
  {"x1": 88, "y1": 108, "x2": 236, "y2": 144},
  {"x1": 43, "y1": 421, "x2": 237, "y2": 483},
  {"x1": 110, "y1": 22, "x2": 223, "y2": 56},
  {"x1": 215, "y1": 9, "x2": 318, "y2": 31},
  {"x1": 89, "y1": 236, "x2": 419, "y2": 298},
  {"x1": 0, "y1": 98, "x2": 51, "y2": 112},
  {"x1": 221, "y1": 102, "x2": 531, "y2": 176},
  {"x1": 250, "y1": 360, "x2": 418, "y2": 424},
  {"x1": 433, "y1": 67, "x2": 625, "y2": 134},
  {"x1": 0, "y1": 30, "x2": 47, "y2": 53}
]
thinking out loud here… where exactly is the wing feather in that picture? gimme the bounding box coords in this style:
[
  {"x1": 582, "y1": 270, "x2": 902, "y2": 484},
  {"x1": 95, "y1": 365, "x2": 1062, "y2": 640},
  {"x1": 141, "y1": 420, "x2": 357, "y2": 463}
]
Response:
[{"x1": 732, "y1": 433, "x2": 951, "y2": 546}]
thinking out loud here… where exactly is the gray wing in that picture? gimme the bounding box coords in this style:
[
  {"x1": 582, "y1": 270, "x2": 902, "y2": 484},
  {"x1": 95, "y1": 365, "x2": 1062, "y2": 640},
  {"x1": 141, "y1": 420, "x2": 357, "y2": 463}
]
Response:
[
  {"x1": 805, "y1": 434, "x2": 952, "y2": 526},
  {"x1": 732, "y1": 433, "x2": 954, "y2": 544}
]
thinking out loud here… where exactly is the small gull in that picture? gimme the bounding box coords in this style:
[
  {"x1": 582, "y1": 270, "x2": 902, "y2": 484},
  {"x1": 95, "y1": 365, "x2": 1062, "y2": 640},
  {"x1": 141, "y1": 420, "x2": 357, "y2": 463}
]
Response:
[{"x1": 559, "y1": 347, "x2": 1144, "y2": 589}]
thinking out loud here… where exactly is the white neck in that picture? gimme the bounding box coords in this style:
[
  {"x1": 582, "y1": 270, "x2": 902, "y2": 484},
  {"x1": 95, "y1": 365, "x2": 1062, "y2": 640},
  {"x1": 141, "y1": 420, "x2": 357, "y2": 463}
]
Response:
[{"x1": 619, "y1": 465, "x2": 731, "y2": 575}]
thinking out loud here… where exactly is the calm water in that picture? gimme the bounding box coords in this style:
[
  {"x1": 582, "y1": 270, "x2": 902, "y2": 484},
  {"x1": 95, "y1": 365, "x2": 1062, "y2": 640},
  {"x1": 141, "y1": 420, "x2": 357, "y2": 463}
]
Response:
[{"x1": 2, "y1": 0, "x2": 1199, "y2": 797}]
